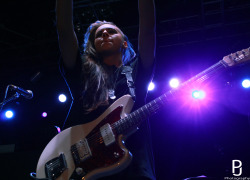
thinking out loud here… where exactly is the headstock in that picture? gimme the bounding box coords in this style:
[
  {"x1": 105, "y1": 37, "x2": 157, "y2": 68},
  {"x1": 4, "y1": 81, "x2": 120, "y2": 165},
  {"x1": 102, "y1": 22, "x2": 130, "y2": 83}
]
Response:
[{"x1": 222, "y1": 47, "x2": 250, "y2": 67}]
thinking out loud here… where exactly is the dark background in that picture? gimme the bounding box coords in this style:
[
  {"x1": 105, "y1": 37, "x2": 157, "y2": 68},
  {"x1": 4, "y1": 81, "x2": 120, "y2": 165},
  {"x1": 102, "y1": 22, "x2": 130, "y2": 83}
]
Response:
[{"x1": 0, "y1": 0, "x2": 250, "y2": 179}]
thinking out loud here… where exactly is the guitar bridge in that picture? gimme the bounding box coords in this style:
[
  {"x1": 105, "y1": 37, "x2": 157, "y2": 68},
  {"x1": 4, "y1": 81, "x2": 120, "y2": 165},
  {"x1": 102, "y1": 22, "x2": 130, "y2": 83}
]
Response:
[{"x1": 45, "y1": 153, "x2": 67, "y2": 179}]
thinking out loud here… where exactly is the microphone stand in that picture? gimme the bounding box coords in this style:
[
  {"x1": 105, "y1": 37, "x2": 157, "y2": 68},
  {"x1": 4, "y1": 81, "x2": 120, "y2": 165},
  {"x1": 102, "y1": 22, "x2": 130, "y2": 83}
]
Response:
[{"x1": 0, "y1": 93, "x2": 20, "y2": 112}]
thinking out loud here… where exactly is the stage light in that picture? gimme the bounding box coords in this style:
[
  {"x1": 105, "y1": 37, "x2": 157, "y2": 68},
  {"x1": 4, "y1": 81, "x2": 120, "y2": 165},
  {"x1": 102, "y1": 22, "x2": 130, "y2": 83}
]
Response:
[
  {"x1": 169, "y1": 78, "x2": 180, "y2": 88},
  {"x1": 55, "y1": 126, "x2": 61, "y2": 133},
  {"x1": 148, "y1": 82, "x2": 155, "y2": 91},
  {"x1": 42, "y1": 112, "x2": 47, "y2": 118},
  {"x1": 242, "y1": 79, "x2": 250, "y2": 88},
  {"x1": 5, "y1": 110, "x2": 14, "y2": 119},
  {"x1": 192, "y1": 90, "x2": 205, "y2": 99},
  {"x1": 192, "y1": 90, "x2": 200, "y2": 99},
  {"x1": 58, "y1": 94, "x2": 67, "y2": 103}
]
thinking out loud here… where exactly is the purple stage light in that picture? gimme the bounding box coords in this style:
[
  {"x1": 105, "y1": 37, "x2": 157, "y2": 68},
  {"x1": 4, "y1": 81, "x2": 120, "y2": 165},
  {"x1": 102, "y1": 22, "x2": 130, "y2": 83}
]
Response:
[
  {"x1": 192, "y1": 90, "x2": 200, "y2": 99},
  {"x1": 169, "y1": 78, "x2": 180, "y2": 88},
  {"x1": 192, "y1": 90, "x2": 206, "y2": 100},
  {"x1": 55, "y1": 126, "x2": 61, "y2": 133},
  {"x1": 148, "y1": 82, "x2": 155, "y2": 91},
  {"x1": 172, "y1": 84, "x2": 213, "y2": 116},
  {"x1": 42, "y1": 112, "x2": 47, "y2": 118},
  {"x1": 242, "y1": 79, "x2": 250, "y2": 88},
  {"x1": 58, "y1": 94, "x2": 67, "y2": 103}
]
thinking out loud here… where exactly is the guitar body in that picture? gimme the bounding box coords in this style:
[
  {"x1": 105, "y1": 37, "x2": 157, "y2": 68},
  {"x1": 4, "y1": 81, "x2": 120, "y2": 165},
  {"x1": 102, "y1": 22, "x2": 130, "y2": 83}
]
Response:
[{"x1": 36, "y1": 95, "x2": 134, "y2": 180}]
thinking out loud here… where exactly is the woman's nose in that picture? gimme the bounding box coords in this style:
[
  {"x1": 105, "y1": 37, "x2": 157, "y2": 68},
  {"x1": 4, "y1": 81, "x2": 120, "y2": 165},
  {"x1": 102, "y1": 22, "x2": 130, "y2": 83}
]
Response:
[{"x1": 102, "y1": 30, "x2": 109, "y2": 37}]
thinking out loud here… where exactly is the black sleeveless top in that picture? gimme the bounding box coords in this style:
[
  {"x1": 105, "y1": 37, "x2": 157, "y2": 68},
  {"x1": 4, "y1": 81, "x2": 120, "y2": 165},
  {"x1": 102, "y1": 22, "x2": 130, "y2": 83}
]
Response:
[{"x1": 61, "y1": 52, "x2": 156, "y2": 180}]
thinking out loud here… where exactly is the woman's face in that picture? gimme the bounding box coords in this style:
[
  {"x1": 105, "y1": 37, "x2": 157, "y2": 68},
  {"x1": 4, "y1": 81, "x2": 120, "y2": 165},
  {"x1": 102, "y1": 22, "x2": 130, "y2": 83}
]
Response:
[{"x1": 94, "y1": 24, "x2": 126, "y2": 55}]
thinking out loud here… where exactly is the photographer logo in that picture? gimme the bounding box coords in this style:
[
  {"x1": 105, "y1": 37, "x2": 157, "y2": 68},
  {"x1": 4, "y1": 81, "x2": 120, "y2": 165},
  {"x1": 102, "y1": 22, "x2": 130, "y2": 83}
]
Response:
[
  {"x1": 224, "y1": 160, "x2": 250, "y2": 180},
  {"x1": 232, "y1": 160, "x2": 242, "y2": 176}
]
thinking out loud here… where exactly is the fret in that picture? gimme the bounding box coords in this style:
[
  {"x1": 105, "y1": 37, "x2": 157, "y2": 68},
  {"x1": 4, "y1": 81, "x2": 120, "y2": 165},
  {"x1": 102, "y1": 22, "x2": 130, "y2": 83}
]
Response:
[
  {"x1": 158, "y1": 96, "x2": 165, "y2": 105},
  {"x1": 114, "y1": 60, "x2": 228, "y2": 136},
  {"x1": 158, "y1": 96, "x2": 163, "y2": 105},
  {"x1": 126, "y1": 117, "x2": 133, "y2": 128},
  {"x1": 130, "y1": 116, "x2": 137, "y2": 126},
  {"x1": 119, "y1": 119, "x2": 125, "y2": 132},
  {"x1": 127, "y1": 112, "x2": 136, "y2": 128},
  {"x1": 115, "y1": 122, "x2": 122, "y2": 134},
  {"x1": 135, "y1": 110, "x2": 142, "y2": 122},
  {"x1": 142, "y1": 105, "x2": 151, "y2": 116},
  {"x1": 137, "y1": 108, "x2": 143, "y2": 119},
  {"x1": 121, "y1": 118, "x2": 128, "y2": 130}
]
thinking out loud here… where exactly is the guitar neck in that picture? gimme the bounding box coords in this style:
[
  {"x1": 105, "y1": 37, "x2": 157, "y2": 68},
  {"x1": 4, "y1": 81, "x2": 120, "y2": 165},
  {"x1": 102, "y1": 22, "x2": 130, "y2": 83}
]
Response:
[
  {"x1": 114, "y1": 45, "x2": 250, "y2": 135},
  {"x1": 114, "y1": 60, "x2": 227, "y2": 135}
]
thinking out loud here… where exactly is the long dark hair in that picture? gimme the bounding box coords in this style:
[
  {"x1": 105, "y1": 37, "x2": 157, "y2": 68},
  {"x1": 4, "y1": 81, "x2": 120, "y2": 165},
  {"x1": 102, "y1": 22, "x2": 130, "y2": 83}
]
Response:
[{"x1": 80, "y1": 20, "x2": 136, "y2": 113}]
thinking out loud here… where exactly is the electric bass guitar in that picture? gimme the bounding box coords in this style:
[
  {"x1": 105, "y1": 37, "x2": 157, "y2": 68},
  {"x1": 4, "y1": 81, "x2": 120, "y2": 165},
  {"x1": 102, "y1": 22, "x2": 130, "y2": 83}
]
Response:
[{"x1": 35, "y1": 47, "x2": 250, "y2": 180}]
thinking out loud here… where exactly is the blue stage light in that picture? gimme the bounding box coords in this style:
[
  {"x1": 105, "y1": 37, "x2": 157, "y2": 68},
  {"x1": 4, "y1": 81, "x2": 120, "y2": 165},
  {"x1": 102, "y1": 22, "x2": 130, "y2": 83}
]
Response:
[{"x1": 5, "y1": 110, "x2": 14, "y2": 119}]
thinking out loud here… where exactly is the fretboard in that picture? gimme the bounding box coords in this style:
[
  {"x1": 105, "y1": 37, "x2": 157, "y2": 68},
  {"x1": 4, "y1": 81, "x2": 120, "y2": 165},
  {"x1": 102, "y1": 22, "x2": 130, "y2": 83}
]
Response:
[{"x1": 113, "y1": 60, "x2": 227, "y2": 135}]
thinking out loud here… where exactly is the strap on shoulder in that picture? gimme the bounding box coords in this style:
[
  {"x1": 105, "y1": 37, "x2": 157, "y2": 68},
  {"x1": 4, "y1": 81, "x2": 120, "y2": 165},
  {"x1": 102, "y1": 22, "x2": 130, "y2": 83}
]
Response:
[{"x1": 121, "y1": 66, "x2": 136, "y2": 100}]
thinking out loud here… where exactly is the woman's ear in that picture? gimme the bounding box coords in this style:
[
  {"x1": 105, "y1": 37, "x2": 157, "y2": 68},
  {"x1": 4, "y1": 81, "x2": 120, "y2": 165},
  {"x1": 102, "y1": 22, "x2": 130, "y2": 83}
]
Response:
[{"x1": 123, "y1": 41, "x2": 128, "y2": 49}]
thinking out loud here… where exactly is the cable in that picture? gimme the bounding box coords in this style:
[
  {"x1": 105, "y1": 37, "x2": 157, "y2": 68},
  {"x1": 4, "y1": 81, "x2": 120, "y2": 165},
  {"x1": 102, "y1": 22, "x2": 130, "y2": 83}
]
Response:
[
  {"x1": 0, "y1": 85, "x2": 11, "y2": 112},
  {"x1": 58, "y1": 55, "x2": 74, "y2": 130},
  {"x1": 29, "y1": 56, "x2": 74, "y2": 180}
]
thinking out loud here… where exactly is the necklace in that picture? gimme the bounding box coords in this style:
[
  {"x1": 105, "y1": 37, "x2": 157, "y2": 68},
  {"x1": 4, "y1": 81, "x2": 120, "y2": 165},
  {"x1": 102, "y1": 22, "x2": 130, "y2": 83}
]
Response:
[{"x1": 108, "y1": 66, "x2": 122, "y2": 100}]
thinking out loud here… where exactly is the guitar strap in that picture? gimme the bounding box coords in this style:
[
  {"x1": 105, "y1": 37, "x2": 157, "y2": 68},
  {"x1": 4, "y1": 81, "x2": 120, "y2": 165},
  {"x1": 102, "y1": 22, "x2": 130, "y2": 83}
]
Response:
[{"x1": 121, "y1": 65, "x2": 136, "y2": 100}]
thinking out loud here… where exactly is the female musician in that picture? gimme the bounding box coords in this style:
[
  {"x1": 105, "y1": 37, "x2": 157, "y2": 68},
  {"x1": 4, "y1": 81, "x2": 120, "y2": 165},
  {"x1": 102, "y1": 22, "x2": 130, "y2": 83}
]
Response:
[{"x1": 56, "y1": 0, "x2": 156, "y2": 179}]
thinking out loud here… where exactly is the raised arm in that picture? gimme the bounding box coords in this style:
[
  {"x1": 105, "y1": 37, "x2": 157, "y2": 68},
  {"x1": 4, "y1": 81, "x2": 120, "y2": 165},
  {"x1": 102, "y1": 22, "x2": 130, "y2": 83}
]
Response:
[
  {"x1": 56, "y1": 0, "x2": 78, "y2": 69},
  {"x1": 138, "y1": 0, "x2": 156, "y2": 70}
]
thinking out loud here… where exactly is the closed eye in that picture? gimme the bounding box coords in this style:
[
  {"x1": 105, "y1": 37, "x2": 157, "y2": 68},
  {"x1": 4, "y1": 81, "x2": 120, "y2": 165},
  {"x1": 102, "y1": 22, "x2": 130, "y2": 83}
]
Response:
[
  {"x1": 95, "y1": 28, "x2": 118, "y2": 38},
  {"x1": 95, "y1": 31, "x2": 102, "y2": 38},
  {"x1": 108, "y1": 29, "x2": 117, "y2": 34}
]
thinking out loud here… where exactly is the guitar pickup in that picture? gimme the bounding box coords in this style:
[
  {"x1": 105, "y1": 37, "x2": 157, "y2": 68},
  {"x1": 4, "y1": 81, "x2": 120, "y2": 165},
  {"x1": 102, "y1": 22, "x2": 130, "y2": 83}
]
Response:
[
  {"x1": 71, "y1": 138, "x2": 92, "y2": 165},
  {"x1": 45, "y1": 153, "x2": 67, "y2": 179},
  {"x1": 100, "y1": 123, "x2": 116, "y2": 146}
]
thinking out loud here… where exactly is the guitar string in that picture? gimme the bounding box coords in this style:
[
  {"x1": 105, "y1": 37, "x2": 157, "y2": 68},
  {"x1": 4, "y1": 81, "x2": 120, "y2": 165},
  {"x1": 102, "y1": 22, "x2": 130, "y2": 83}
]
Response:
[
  {"x1": 46, "y1": 52, "x2": 250, "y2": 171},
  {"x1": 60, "y1": 60, "x2": 226, "y2": 159},
  {"x1": 44, "y1": 60, "x2": 227, "y2": 172},
  {"x1": 85, "y1": 99, "x2": 164, "y2": 145},
  {"x1": 84, "y1": 60, "x2": 225, "y2": 145},
  {"x1": 79, "y1": 61, "x2": 223, "y2": 145},
  {"x1": 41, "y1": 59, "x2": 234, "y2": 173}
]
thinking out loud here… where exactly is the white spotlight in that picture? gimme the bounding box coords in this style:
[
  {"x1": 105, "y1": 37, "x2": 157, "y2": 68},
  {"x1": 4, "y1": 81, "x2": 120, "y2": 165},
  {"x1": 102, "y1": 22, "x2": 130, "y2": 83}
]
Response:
[
  {"x1": 169, "y1": 78, "x2": 180, "y2": 88},
  {"x1": 148, "y1": 82, "x2": 155, "y2": 91},
  {"x1": 58, "y1": 94, "x2": 67, "y2": 103},
  {"x1": 242, "y1": 79, "x2": 250, "y2": 88},
  {"x1": 5, "y1": 110, "x2": 14, "y2": 119}
]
